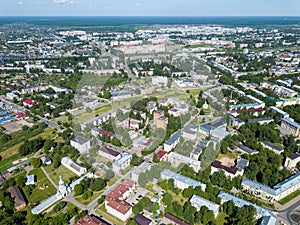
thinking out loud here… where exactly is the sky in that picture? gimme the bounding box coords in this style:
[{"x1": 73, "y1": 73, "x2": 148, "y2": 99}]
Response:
[{"x1": 0, "y1": 0, "x2": 299, "y2": 17}]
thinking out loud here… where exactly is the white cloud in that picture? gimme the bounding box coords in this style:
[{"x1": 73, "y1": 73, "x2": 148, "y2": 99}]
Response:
[
  {"x1": 53, "y1": 0, "x2": 74, "y2": 4},
  {"x1": 18, "y1": 1, "x2": 23, "y2": 5}
]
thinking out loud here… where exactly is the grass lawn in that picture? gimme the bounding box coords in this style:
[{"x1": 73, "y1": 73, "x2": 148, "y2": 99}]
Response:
[
  {"x1": 216, "y1": 212, "x2": 227, "y2": 225},
  {"x1": 0, "y1": 128, "x2": 56, "y2": 160},
  {"x1": 0, "y1": 153, "x2": 22, "y2": 171},
  {"x1": 27, "y1": 168, "x2": 57, "y2": 204},
  {"x1": 186, "y1": 43, "x2": 215, "y2": 48},
  {"x1": 75, "y1": 190, "x2": 103, "y2": 205},
  {"x1": 43, "y1": 164, "x2": 78, "y2": 184},
  {"x1": 107, "y1": 175, "x2": 120, "y2": 186},
  {"x1": 278, "y1": 190, "x2": 300, "y2": 205},
  {"x1": 44, "y1": 202, "x2": 77, "y2": 219},
  {"x1": 74, "y1": 104, "x2": 112, "y2": 124},
  {"x1": 96, "y1": 205, "x2": 124, "y2": 225}
]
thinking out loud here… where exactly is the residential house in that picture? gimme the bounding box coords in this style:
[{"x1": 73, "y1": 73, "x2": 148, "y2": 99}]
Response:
[
  {"x1": 163, "y1": 132, "x2": 182, "y2": 152},
  {"x1": 113, "y1": 153, "x2": 132, "y2": 174},
  {"x1": 70, "y1": 136, "x2": 91, "y2": 154},
  {"x1": 284, "y1": 153, "x2": 300, "y2": 170},
  {"x1": 105, "y1": 180, "x2": 136, "y2": 221}
]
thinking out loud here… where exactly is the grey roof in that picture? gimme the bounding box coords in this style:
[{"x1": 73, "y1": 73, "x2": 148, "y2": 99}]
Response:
[
  {"x1": 236, "y1": 158, "x2": 249, "y2": 170},
  {"x1": 208, "y1": 119, "x2": 226, "y2": 128},
  {"x1": 161, "y1": 169, "x2": 206, "y2": 190},
  {"x1": 183, "y1": 124, "x2": 198, "y2": 135},
  {"x1": 165, "y1": 132, "x2": 182, "y2": 145},
  {"x1": 72, "y1": 136, "x2": 90, "y2": 145},
  {"x1": 237, "y1": 144, "x2": 258, "y2": 155},
  {"x1": 248, "y1": 118, "x2": 274, "y2": 123},
  {"x1": 261, "y1": 141, "x2": 283, "y2": 152}
]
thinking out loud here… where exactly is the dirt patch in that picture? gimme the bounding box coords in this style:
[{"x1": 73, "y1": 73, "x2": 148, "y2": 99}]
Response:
[
  {"x1": 218, "y1": 156, "x2": 236, "y2": 167},
  {"x1": 291, "y1": 213, "x2": 300, "y2": 223},
  {"x1": 2, "y1": 120, "x2": 33, "y2": 133}
]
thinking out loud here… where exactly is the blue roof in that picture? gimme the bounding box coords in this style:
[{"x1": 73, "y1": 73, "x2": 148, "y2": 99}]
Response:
[
  {"x1": 230, "y1": 103, "x2": 261, "y2": 109},
  {"x1": 161, "y1": 169, "x2": 206, "y2": 190},
  {"x1": 218, "y1": 191, "x2": 275, "y2": 219},
  {"x1": 281, "y1": 118, "x2": 300, "y2": 129},
  {"x1": 242, "y1": 173, "x2": 300, "y2": 197},
  {"x1": 260, "y1": 216, "x2": 277, "y2": 225},
  {"x1": 165, "y1": 132, "x2": 182, "y2": 145},
  {"x1": 242, "y1": 178, "x2": 276, "y2": 196},
  {"x1": 113, "y1": 153, "x2": 132, "y2": 167}
]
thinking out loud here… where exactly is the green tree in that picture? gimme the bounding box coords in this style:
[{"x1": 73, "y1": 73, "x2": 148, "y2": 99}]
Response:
[
  {"x1": 74, "y1": 184, "x2": 84, "y2": 196},
  {"x1": 31, "y1": 158, "x2": 42, "y2": 168}
]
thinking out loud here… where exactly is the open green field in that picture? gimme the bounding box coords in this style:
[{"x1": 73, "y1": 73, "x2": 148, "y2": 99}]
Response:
[
  {"x1": 74, "y1": 104, "x2": 112, "y2": 124},
  {"x1": 216, "y1": 212, "x2": 227, "y2": 225},
  {"x1": 278, "y1": 190, "x2": 300, "y2": 205},
  {"x1": 43, "y1": 164, "x2": 78, "y2": 184},
  {"x1": 186, "y1": 43, "x2": 215, "y2": 48},
  {"x1": 75, "y1": 191, "x2": 103, "y2": 205},
  {"x1": 26, "y1": 168, "x2": 57, "y2": 204},
  {"x1": 0, "y1": 128, "x2": 56, "y2": 160}
]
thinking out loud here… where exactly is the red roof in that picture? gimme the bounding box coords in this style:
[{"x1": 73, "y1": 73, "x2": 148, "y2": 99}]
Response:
[
  {"x1": 15, "y1": 112, "x2": 28, "y2": 118},
  {"x1": 74, "y1": 215, "x2": 109, "y2": 225},
  {"x1": 99, "y1": 130, "x2": 113, "y2": 138},
  {"x1": 24, "y1": 99, "x2": 33, "y2": 104},
  {"x1": 105, "y1": 180, "x2": 135, "y2": 215},
  {"x1": 156, "y1": 150, "x2": 166, "y2": 159}
]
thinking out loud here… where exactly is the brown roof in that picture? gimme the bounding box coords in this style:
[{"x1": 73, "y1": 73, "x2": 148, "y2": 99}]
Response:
[
  {"x1": 165, "y1": 213, "x2": 191, "y2": 225},
  {"x1": 7, "y1": 186, "x2": 26, "y2": 208},
  {"x1": 289, "y1": 153, "x2": 300, "y2": 160},
  {"x1": 212, "y1": 161, "x2": 238, "y2": 174},
  {"x1": 74, "y1": 215, "x2": 110, "y2": 225},
  {"x1": 134, "y1": 214, "x2": 152, "y2": 225},
  {"x1": 105, "y1": 180, "x2": 135, "y2": 215},
  {"x1": 99, "y1": 146, "x2": 120, "y2": 157}
]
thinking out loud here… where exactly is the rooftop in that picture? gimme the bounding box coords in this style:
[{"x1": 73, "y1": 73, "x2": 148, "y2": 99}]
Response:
[
  {"x1": 190, "y1": 195, "x2": 219, "y2": 215},
  {"x1": 74, "y1": 215, "x2": 110, "y2": 225},
  {"x1": 72, "y1": 136, "x2": 90, "y2": 145},
  {"x1": 281, "y1": 118, "x2": 300, "y2": 129},
  {"x1": 165, "y1": 131, "x2": 182, "y2": 145},
  {"x1": 211, "y1": 160, "x2": 238, "y2": 175},
  {"x1": 113, "y1": 153, "x2": 132, "y2": 167},
  {"x1": 161, "y1": 169, "x2": 206, "y2": 190},
  {"x1": 134, "y1": 214, "x2": 152, "y2": 225},
  {"x1": 99, "y1": 146, "x2": 120, "y2": 157}
]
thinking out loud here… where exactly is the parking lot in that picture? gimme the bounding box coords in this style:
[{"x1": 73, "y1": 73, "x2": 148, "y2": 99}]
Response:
[{"x1": 127, "y1": 186, "x2": 148, "y2": 206}]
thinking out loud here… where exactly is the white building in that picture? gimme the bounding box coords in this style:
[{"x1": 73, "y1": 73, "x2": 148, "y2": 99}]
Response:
[
  {"x1": 284, "y1": 153, "x2": 300, "y2": 170},
  {"x1": 241, "y1": 173, "x2": 300, "y2": 202},
  {"x1": 165, "y1": 152, "x2": 201, "y2": 173},
  {"x1": 61, "y1": 156, "x2": 87, "y2": 176},
  {"x1": 152, "y1": 76, "x2": 168, "y2": 86},
  {"x1": 105, "y1": 180, "x2": 136, "y2": 221},
  {"x1": 99, "y1": 146, "x2": 121, "y2": 161},
  {"x1": 163, "y1": 132, "x2": 182, "y2": 152},
  {"x1": 190, "y1": 195, "x2": 219, "y2": 217},
  {"x1": 112, "y1": 153, "x2": 132, "y2": 174},
  {"x1": 161, "y1": 169, "x2": 206, "y2": 191},
  {"x1": 70, "y1": 136, "x2": 91, "y2": 154}
]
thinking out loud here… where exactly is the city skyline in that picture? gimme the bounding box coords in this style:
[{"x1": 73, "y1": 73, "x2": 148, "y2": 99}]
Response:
[{"x1": 0, "y1": 0, "x2": 300, "y2": 17}]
